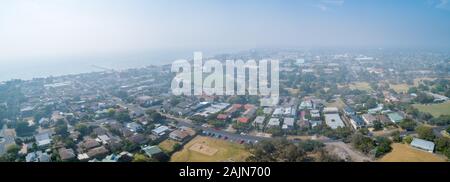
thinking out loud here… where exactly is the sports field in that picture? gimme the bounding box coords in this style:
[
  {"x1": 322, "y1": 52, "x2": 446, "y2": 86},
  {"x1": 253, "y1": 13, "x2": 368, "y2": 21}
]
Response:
[
  {"x1": 390, "y1": 83, "x2": 410, "y2": 93},
  {"x1": 170, "y1": 136, "x2": 251, "y2": 162},
  {"x1": 379, "y1": 143, "x2": 447, "y2": 162},
  {"x1": 413, "y1": 102, "x2": 450, "y2": 117},
  {"x1": 348, "y1": 82, "x2": 372, "y2": 92}
]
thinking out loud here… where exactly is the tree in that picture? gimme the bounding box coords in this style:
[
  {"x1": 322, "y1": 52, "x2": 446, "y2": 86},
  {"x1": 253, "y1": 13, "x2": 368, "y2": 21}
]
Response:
[
  {"x1": 149, "y1": 112, "x2": 163, "y2": 122},
  {"x1": 6, "y1": 144, "x2": 20, "y2": 154},
  {"x1": 246, "y1": 139, "x2": 310, "y2": 162},
  {"x1": 415, "y1": 125, "x2": 435, "y2": 141},
  {"x1": 132, "y1": 154, "x2": 154, "y2": 162},
  {"x1": 351, "y1": 133, "x2": 375, "y2": 154},
  {"x1": 429, "y1": 115, "x2": 450, "y2": 126},
  {"x1": 434, "y1": 137, "x2": 450, "y2": 154},
  {"x1": 115, "y1": 110, "x2": 131, "y2": 123},
  {"x1": 14, "y1": 121, "x2": 36, "y2": 137},
  {"x1": 390, "y1": 131, "x2": 402, "y2": 143},
  {"x1": 75, "y1": 124, "x2": 90, "y2": 137},
  {"x1": 266, "y1": 127, "x2": 283, "y2": 137},
  {"x1": 414, "y1": 92, "x2": 434, "y2": 104},
  {"x1": 373, "y1": 121, "x2": 383, "y2": 131},
  {"x1": 55, "y1": 120, "x2": 69, "y2": 137},
  {"x1": 374, "y1": 137, "x2": 392, "y2": 157},
  {"x1": 403, "y1": 135, "x2": 414, "y2": 144},
  {"x1": 2, "y1": 144, "x2": 21, "y2": 162},
  {"x1": 408, "y1": 87, "x2": 418, "y2": 94},
  {"x1": 398, "y1": 119, "x2": 417, "y2": 131}
]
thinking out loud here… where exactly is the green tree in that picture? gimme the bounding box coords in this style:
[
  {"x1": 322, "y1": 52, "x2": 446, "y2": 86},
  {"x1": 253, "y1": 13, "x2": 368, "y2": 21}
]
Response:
[
  {"x1": 372, "y1": 121, "x2": 383, "y2": 131},
  {"x1": 14, "y1": 121, "x2": 36, "y2": 137},
  {"x1": 351, "y1": 133, "x2": 375, "y2": 154},
  {"x1": 132, "y1": 154, "x2": 154, "y2": 162},
  {"x1": 398, "y1": 119, "x2": 417, "y2": 131},
  {"x1": 246, "y1": 139, "x2": 309, "y2": 162},
  {"x1": 54, "y1": 120, "x2": 69, "y2": 138},
  {"x1": 403, "y1": 135, "x2": 414, "y2": 144},
  {"x1": 115, "y1": 110, "x2": 131, "y2": 123},
  {"x1": 374, "y1": 137, "x2": 392, "y2": 157},
  {"x1": 75, "y1": 123, "x2": 90, "y2": 137},
  {"x1": 390, "y1": 131, "x2": 402, "y2": 143},
  {"x1": 434, "y1": 137, "x2": 450, "y2": 154},
  {"x1": 415, "y1": 125, "x2": 435, "y2": 141}
]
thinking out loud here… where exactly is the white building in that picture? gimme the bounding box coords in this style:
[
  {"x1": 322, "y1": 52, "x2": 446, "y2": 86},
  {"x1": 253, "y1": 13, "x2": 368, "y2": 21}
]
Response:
[
  {"x1": 267, "y1": 118, "x2": 281, "y2": 127},
  {"x1": 282, "y1": 118, "x2": 295, "y2": 130}
]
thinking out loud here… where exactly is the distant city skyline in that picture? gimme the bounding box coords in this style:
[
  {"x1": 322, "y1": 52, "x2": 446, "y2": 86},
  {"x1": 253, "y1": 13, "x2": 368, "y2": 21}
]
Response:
[{"x1": 0, "y1": 0, "x2": 450, "y2": 62}]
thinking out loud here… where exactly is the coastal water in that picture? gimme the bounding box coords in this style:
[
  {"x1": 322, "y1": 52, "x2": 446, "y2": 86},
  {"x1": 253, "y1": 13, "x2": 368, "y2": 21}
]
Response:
[{"x1": 0, "y1": 50, "x2": 194, "y2": 82}]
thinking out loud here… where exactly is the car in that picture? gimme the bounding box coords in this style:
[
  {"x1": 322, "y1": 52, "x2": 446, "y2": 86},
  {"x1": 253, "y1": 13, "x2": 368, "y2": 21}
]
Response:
[
  {"x1": 224, "y1": 136, "x2": 228, "y2": 140},
  {"x1": 239, "y1": 140, "x2": 245, "y2": 144}
]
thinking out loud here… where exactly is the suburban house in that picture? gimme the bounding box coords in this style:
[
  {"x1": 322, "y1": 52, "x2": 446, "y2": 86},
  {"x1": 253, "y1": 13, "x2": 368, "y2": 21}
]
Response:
[
  {"x1": 58, "y1": 148, "x2": 76, "y2": 161},
  {"x1": 34, "y1": 132, "x2": 52, "y2": 148},
  {"x1": 25, "y1": 151, "x2": 50, "y2": 162},
  {"x1": 282, "y1": 117, "x2": 295, "y2": 130},
  {"x1": 86, "y1": 146, "x2": 109, "y2": 159},
  {"x1": 253, "y1": 116, "x2": 266, "y2": 129},
  {"x1": 310, "y1": 110, "x2": 320, "y2": 120},
  {"x1": 126, "y1": 122, "x2": 143, "y2": 132},
  {"x1": 267, "y1": 118, "x2": 281, "y2": 128},
  {"x1": 361, "y1": 114, "x2": 377, "y2": 126},
  {"x1": 169, "y1": 130, "x2": 190, "y2": 142},
  {"x1": 152, "y1": 125, "x2": 170, "y2": 136},
  {"x1": 142, "y1": 145, "x2": 163, "y2": 158}
]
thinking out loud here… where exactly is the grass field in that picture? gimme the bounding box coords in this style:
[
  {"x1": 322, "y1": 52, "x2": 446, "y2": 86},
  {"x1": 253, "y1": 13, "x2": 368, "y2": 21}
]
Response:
[
  {"x1": 326, "y1": 98, "x2": 346, "y2": 109},
  {"x1": 379, "y1": 143, "x2": 447, "y2": 162},
  {"x1": 158, "y1": 139, "x2": 180, "y2": 153},
  {"x1": 414, "y1": 77, "x2": 436, "y2": 86},
  {"x1": 348, "y1": 82, "x2": 372, "y2": 92},
  {"x1": 390, "y1": 83, "x2": 410, "y2": 93},
  {"x1": 413, "y1": 102, "x2": 450, "y2": 117},
  {"x1": 170, "y1": 136, "x2": 251, "y2": 162}
]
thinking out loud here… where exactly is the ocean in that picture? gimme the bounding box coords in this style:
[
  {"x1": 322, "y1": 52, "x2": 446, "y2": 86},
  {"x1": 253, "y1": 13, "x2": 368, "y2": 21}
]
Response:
[{"x1": 0, "y1": 50, "x2": 196, "y2": 82}]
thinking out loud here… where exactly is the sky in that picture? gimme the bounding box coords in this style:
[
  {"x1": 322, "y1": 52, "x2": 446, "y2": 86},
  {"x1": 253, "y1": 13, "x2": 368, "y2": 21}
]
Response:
[{"x1": 0, "y1": 0, "x2": 450, "y2": 61}]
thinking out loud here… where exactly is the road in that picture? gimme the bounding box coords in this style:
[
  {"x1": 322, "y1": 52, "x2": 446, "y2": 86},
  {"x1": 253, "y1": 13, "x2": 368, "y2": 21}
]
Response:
[{"x1": 161, "y1": 113, "x2": 265, "y2": 143}]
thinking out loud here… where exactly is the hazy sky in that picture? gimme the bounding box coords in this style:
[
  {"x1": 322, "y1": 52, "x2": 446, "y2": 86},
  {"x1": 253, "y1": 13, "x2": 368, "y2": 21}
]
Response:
[{"x1": 0, "y1": 0, "x2": 450, "y2": 61}]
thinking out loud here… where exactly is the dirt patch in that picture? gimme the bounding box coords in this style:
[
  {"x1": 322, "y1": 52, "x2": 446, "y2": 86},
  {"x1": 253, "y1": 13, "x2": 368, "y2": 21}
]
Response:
[
  {"x1": 189, "y1": 142, "x2": 218, "y2": 156},
  {"x1": 325, "y1": 141, "x2": 373, "y2": 162}
]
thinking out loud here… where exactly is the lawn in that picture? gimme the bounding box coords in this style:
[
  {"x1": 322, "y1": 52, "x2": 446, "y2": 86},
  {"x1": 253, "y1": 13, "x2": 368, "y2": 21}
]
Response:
[
  {"x1": 390, "y1": 83, "x2": 410, "y2": 93},
  {"x1": 378, "y1": 143, "x2": 447, "y2": 162},
  {"x1": 158, "y1": 139, "x2": 180, "y2": 154},
  {"x1": 347, "y1": 82, "x2": 372, "y2": 92},
  {"x1": 326, "y1": 98, "x2": 346, "y2": 109},
  {"x1": 170, "y1": 136, "x2": 251, "y2": 162},
  {"x1": 413, "y1": 77, "x2": 436, "y2": 86},
  {"x1": 413, "y1": 102, "x2": 450, "y2": 117}
]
